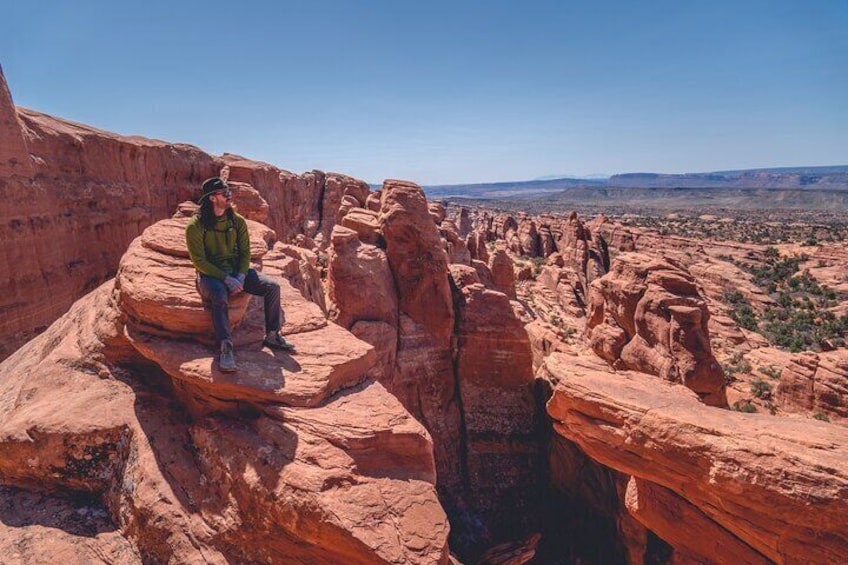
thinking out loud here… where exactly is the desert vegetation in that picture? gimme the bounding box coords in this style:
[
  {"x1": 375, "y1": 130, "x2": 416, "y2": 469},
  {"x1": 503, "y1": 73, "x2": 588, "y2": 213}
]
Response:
[{"x1": 719, "y1": 248, "x2": 848, "y2": 352}]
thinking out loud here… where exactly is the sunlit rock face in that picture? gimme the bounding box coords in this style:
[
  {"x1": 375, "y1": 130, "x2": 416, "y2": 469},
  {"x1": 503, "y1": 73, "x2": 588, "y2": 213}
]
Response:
[
  {"x1": 1, "y1": 65, "x2": 378, "y2": 362},
  {"x1": 776, "y1": 350, "x2": 848, "y2": 419},
  {"x1": 586, "y1": 252, "x2": 728, "y2": 407},
  {"x1": 328, "y1": 182, "x2": 540, "y2": 559},
  {"x1": 0, "y1": 211, "x2": 450, "y2": 564},
  {"x1": 544, "y1": 354, "x2": 848, "y2": 564}
]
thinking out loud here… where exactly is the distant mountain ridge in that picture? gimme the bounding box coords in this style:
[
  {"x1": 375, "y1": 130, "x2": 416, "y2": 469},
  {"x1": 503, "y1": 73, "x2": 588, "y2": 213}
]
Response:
[
  {"x1": 610, "y1": 165, "x2": 848, "y2": 189},
  {"x1": 424, "y1": 176, "x2": 606, "y2": 199},
  {"x1": 423, "y1": 165, "x2": 848, "y2": 201}
]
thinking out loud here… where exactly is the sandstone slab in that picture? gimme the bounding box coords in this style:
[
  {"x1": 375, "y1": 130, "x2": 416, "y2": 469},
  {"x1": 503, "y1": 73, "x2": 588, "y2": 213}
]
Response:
[
  {"x1": 126, "y1": 319, "x2": 375, "y2": 409},
  {"x1": 545, "y1": 353, "x2": 848, "y2": 564}
]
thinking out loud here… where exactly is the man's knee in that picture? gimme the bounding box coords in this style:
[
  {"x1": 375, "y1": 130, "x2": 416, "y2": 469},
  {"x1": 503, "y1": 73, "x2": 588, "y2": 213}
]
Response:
[
  {"x1": 199, "y1": 277, "x2": 229, "y2": 305},
  {"x1": 267, "y1": 279, "x2": 280, "y2": 297}
]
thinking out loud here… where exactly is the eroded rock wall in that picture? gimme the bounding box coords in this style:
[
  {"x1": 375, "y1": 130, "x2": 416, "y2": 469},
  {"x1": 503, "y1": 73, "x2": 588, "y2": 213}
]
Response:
[
  {"x1": 328, "y1": 181, "x2": 540, "y2": 559},
  {"x1": 0, "y1": 68, "x2": 352, "y2": 360}
]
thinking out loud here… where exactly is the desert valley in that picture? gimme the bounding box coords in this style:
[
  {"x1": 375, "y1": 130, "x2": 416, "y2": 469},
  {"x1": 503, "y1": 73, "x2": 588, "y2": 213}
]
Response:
[{"x1": 1, "y1": 61, "x2": 847, "y2": 565}]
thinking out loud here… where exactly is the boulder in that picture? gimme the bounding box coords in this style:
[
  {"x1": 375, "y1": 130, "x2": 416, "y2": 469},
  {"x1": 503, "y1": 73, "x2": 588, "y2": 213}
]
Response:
[
  {"x1": 229, "y1": 180, "x2": 271, "y2": 223},
  {"x1": 341, "y1": 207, "x2": 382, "y2": 246},
  {"x1": 116, "y1": 217, "x2": 271, "y2": 340}
]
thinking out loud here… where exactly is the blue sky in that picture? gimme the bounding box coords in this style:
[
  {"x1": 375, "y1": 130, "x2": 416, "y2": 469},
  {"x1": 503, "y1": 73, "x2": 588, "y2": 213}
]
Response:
[{"x1": 3, "y1": 0, "x2": 846, "y2": 184}]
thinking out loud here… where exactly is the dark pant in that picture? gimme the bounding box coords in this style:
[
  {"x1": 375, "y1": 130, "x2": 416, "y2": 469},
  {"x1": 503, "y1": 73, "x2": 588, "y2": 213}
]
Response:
[{"x1": 197, "y1": 269, "x2": 281, "y2": 344}]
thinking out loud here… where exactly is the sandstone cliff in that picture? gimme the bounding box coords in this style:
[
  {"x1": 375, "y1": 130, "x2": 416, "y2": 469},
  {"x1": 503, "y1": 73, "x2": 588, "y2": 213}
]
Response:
[
  {"x1": 328, "y1": 181, "x2": 540, "y2": 559},
  {"x1": 544, "y1": 355, "x2": 848, "y2": 564},
  {"x1": 0, "y1": 215, "x2": 450, "y2": 564},
  {"x1": 0, "y1": 66, "x2": 352, "y2": 361}
]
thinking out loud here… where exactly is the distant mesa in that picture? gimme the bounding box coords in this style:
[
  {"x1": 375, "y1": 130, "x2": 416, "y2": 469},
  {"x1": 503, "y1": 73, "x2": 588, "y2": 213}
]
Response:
[{"x1": 424, "y1": 165, "x2": 848, "y2": 210}]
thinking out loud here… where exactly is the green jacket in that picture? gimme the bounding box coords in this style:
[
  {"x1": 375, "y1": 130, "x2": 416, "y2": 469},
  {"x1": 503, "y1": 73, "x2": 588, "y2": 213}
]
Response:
[{"x1": 185, "y1": 213, "x2": 250, "y2": 280}]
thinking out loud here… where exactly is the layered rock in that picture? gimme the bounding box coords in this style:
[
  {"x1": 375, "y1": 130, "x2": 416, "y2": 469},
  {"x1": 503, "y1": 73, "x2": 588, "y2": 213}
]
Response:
[
  {"x1": 0, "y1": 89, "x2": 217, "y2": 360},
  {"x1": 379, "y1": 180, "x2": 462, "y2": 501},
  {"x1": 115, "y1": 217, "x2": 273, "y2": 341},
  {"x1": 328, "y1": 181, "x2": 540, "y2": 559},
  {"x1": 0, "y1": 70, "x2": 367, "y2": 361},
  {"x1": 449, "y1": 265, "x2": 539, "y2": 552},
  {"x1": 586, "y1": 252, "x2": 727, "y2": 407},
  {"x1": 776, "y1": 350, "x2": 848, "y2": 421},
  {"x1": 544, "y1": 355, "x2": 848, "y2": 564},
  {"x1": 0, "y1": 214, "x2": 451, "y2": 563}
]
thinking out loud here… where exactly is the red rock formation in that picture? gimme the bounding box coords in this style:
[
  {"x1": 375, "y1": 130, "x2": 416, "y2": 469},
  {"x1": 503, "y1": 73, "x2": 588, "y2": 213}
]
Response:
[
  {"x1": 776, "y1": 350, "x2": 848, "y2": 420},
  {"x1": 0, "y1": 86, "x2": 218, "y2": 359},
  {"x1": 326, "y1": 225, "x2": 399, "y2": 383},
  {"x1": 586, "y1": 252, "x2": 727, "y2": 407},
  {"x1": 440, "y1": 219, "x2": 472, "y2": 265},
  {"x1": 115, "y1": 217, "x2": 273, "y2": 342},
  {"x1": 467, "y1": 229, "x2": 490, "y2": 263},
  {"x1": 449, "y1": 264, "x2": 538, "y2": 551},
  {"x1": 341, "y1": 207, "x2": 382, "y2": 245},
  {"x1": 489, "y1": 246, "x2": 517, "y2": 299},
  {"x1": 476, "y1": 533, "x2": 541, "y2": 565},
  {"x1": 458, "y1": 207, "x2": 473, "y2": 238},
  {"x1": 379, "y1": 180, "x2": 462, "y2": 498},
  {"x1": 220, "y1": 157, "x2": 365, "y2": 249},
  {"x1": 429, "y1": 201, "x2": 447, "y2": 224},
  {"x1": 0, "y1": 66, "x2": 366, "y2": 361},
  {"x1": 544, "y1": 355, "x2": 848, "y2": 564},
  {"x1": 538, "y1": 223, "x2": 556, "y2": 257},
  {"x1": 516, "y1": 215, "x2": 540, "y2": 257},
  {"x1": 491, "y1": 214, "x2": 518, "y2": 242},
  {"x1": 0, "y1": 66, "x2": 31, "y2": 178},
  {"x1": 0, "y1": 215, "x2": 450, "y2": 563},
  {"x1": 624, "y1": 477, "x2": 769, "y2": 564},
  {"x1": 261, "y1": 242, "x2": 326, "y2": 312},
  {"x1": 327, "y1": 181, "x2": 540, "y2": 559}
]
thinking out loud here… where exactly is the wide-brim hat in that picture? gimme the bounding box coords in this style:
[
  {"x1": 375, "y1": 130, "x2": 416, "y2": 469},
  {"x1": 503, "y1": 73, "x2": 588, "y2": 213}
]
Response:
[{"x1": 199, "y1": 177, "x2": 230, "y2": 202}]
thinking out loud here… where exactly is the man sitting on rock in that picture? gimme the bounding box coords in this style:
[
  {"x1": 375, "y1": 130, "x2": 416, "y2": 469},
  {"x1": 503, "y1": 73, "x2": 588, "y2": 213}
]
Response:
[{"x1": 185, "y1": 177, "x2": 294, "y2": 372}]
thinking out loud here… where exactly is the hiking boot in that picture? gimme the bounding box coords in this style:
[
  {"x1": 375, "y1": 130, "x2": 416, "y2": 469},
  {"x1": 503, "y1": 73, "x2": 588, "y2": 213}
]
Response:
[
  {"x1": 263, "y1": 331, "x2": 296, "y2": 352},
  {"x1": 220, "y1": 340, "x2": 238, "y2": 372}
]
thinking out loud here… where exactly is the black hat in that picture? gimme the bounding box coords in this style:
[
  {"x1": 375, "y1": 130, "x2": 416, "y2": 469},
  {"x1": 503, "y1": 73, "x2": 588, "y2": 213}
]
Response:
[{"x1": 199, "y1": 177, "x2": 230, "y2": 202}]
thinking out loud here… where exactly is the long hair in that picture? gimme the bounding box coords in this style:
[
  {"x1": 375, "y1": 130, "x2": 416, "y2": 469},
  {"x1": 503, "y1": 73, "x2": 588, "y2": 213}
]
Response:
[{"x1": 197, "y1": 198, "x2": 235, "y2": 230}]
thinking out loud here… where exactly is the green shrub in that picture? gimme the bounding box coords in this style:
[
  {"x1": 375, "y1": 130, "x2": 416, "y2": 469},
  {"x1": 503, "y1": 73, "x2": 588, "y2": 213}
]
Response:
[
  {"x1": 757, "y1": 365, "x2": 782, "y2": 380},
  {"x1": 813, "y1": 412, "x2": 830, "y2": 423},
  {"x1": 733, "y1": 400, "x2": 757, "y2": 414},
  {"x1": 750, "y1": 378, "x2": 772, "y2": 399}
]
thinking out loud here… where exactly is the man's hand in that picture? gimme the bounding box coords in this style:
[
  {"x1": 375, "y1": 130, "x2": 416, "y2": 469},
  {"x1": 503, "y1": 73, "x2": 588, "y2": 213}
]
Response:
[{"x1": 224, "y1": 275, "x2": 244, "y2": 294}]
